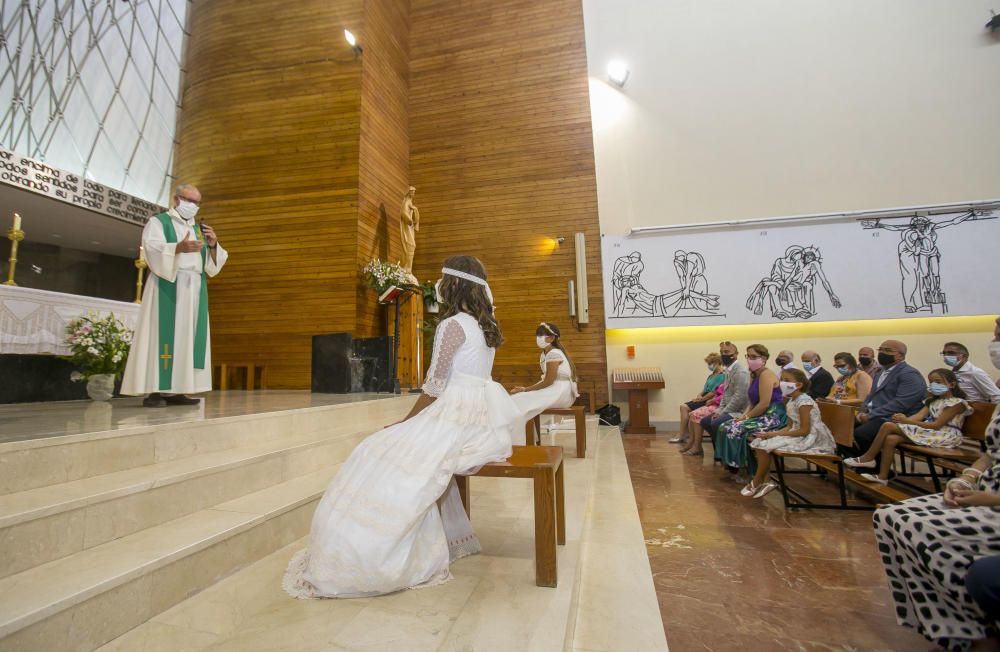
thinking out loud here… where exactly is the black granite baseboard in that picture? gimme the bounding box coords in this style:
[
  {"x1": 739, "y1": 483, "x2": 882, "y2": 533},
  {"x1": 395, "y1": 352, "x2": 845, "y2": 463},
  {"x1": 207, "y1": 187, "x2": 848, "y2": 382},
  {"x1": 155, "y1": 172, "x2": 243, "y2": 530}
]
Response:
[{"x1": 1, "y1": 354, "x2": 90, "y2": 403}]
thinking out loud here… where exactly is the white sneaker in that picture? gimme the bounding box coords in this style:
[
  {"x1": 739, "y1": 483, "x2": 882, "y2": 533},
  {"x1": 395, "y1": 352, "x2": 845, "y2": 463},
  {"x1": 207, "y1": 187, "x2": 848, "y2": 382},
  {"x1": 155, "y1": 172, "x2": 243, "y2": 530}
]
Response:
[
  {"x1": 860, "y1": 473, "x2": 888, "y2": 485},
  {"x1": 843, "y1": 457, "x2": 876, "y2": 469},
  {"x1": 753, "y1": 482, "x2": 778, "y2": 499},
  {"x1": 740, "y1": 482, "x2": 758, "y2": 497}
]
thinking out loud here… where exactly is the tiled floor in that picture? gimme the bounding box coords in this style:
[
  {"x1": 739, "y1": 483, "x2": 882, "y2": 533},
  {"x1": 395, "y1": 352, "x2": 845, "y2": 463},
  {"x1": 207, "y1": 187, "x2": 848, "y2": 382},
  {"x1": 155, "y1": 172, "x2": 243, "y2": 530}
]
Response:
[{"x1": 623, "y1": 432, "x2": 929, "y2": 652}]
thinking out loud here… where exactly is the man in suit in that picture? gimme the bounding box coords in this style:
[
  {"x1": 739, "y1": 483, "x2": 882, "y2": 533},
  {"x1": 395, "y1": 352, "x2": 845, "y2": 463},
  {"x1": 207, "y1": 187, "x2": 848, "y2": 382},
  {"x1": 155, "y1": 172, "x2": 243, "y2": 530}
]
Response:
[
  {"x1": 846, "y1": 339, "x2": 927, "y2": 455},
  {"x1": 801, "y1": 350, "x2": 834, "y2": 400}
]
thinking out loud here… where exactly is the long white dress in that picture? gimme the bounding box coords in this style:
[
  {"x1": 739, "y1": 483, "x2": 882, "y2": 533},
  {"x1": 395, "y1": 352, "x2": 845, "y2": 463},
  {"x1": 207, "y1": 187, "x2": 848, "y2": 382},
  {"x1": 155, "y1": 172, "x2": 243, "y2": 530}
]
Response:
[
  {"x1": 121, "y1": 208, "x2": 228, "y2": 395},
  {"x1": 282, "y1": 313, "x2": 519, "y2": 598},
  {"x1": 512, "y1": 348, "x2": 579, "y2": 434}
]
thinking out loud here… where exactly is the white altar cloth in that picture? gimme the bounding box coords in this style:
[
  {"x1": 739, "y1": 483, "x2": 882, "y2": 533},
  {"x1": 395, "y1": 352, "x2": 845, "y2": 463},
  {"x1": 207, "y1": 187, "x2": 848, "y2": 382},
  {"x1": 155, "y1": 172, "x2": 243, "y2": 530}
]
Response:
[{"x1": 0, "y1": 286, "x2": 139, "y2": 355}]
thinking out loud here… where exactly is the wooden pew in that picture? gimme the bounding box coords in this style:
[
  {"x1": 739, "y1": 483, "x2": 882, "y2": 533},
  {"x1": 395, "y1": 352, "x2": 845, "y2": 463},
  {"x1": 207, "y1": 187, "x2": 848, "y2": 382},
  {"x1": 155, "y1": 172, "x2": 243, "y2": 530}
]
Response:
[
  {"x1": 525, "y1": 405, "x2": 587, "y2": 458},
  {"x1": 771, "y1": 402, "x2": 910, "y2": 509},
  {"x1": 895, "y1": 401, "x2": 995, "y2": 492},
  {"x1": 455, "y1": 445, "x2": 565, "y2": 587}
]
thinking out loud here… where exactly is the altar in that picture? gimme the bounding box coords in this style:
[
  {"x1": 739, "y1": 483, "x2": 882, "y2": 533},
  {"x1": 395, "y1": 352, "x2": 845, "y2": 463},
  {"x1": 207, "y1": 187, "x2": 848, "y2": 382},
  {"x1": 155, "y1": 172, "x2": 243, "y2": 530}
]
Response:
[{"x1": 0, "y1": 285, "x2": 139, "y2": 403}]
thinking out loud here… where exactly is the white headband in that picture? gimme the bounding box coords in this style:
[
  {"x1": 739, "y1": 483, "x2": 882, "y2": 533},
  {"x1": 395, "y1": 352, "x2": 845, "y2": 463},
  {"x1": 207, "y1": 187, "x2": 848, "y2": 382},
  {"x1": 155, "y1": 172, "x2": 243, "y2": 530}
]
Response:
[{"x1": 442, "y1": 267, "x2": 495, "y2": 308}]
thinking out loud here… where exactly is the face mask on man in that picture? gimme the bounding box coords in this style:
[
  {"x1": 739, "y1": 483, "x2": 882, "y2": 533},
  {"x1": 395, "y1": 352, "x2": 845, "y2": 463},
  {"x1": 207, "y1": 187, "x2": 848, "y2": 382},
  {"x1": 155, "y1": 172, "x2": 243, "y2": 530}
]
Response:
[
  {"x1": 802, "y1": 361, "x2": 814, "y2": 373},
  {"x1": 775, "y1": 357, "x2": 789, "y2": 367},
  {"x1": 858, "y1": 356, "x2": 872, "y2": 367},
  {"x1": 942, "y1": 354, "x2": 960, "y2": 367},
  {"x1": 928, "y1": 382, "x2": 951, "y2": 396},
  {"x1": 536, "y1": 336, "x2": 551, "y2": 349},
  {"x1": 176, "y1": 200, "x2": 199, "y2": 221},
  {"x1": 720, "y1": 354, "x2": 735, "y2": 366},
  {"x1": 779, "y1": 381, "x2": 798, "y2": 397},
  {"x1": 990, "y1": 341, "x2": 1000, "y2": 370},
  {"x1": 877, "y1": 352, "x2": 896, "y2": 367}
]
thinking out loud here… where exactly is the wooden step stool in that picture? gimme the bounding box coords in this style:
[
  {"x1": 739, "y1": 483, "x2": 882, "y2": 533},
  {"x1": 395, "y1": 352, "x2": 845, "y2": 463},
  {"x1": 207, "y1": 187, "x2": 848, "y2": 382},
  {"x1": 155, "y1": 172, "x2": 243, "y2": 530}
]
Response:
[
  {"x1": 526, "y1": 405, "x2": 587, "y2": 458},
  {"x1": 456, "y1": 445, "x2": 565, "y2": 587}
]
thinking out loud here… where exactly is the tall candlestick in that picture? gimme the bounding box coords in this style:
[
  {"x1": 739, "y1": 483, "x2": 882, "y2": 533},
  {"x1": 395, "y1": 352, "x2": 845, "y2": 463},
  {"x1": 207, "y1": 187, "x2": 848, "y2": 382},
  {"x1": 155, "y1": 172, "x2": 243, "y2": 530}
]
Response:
[
  {"x1": 12, "y1": 213, "x2": 21, "y2": 232},
  {"x1": 134, "y1": 253, "x2": 148, "y2": 303},
  {"x1": 4, "y1": 215, "x2": 24, "y2": 286},
  {"x1": 139, "y1": 245, "x2": 145, "y2": 262}
]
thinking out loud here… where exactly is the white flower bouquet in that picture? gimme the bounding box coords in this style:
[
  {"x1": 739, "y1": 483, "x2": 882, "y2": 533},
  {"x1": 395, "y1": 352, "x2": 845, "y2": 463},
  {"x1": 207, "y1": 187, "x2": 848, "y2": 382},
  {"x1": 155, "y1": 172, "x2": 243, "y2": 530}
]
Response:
[
  {"x1": 362, "y1": 258, "x2": 413, "y2": 295},
  {"x1": 64, "y1": 312, "x2": 133, "y2": 381}
]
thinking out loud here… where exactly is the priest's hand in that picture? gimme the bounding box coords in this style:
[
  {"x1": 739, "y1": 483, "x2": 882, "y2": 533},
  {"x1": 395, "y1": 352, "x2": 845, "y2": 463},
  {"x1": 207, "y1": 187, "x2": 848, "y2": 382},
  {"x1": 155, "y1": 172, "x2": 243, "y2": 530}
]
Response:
[
  {"x1": 201, "y1": 225, "x2": 218, "y2": 247},
  {"x1": 175, "y1": 232, "x2": 202, "y2": 254}
]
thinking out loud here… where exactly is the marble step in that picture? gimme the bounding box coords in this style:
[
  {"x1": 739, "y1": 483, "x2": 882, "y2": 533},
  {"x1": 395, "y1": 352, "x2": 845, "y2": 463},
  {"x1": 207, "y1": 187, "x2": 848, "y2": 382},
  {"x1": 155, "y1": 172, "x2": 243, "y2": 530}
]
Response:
[
  {"x1": 0, "y1": 425, "x2": 377, "y2": 580},
  {"x1": 0, "y1": 467, "x2": 332, "y2": 652},
  {"x1": 0, "y1": 396, "x2": 413, "y2": 496}
]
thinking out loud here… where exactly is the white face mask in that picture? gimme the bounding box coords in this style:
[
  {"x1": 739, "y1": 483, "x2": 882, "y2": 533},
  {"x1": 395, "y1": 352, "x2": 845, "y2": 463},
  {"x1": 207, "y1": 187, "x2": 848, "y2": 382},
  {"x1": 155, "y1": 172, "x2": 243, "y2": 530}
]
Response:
[
  {"x1": 536, "y1": 336, "x2": 551, "y2": 349},
  {"x1": 434, "y1": 279, "x2": 445, "y2": 304},
  {"x1": 989, "y1": 341, "x2": 1000, "y2": 370},
  {"x1": 779, "y1": 381, "x2": 798, "y2": 397},
  {"x1": 176, "y1": 199, "x2": 199, "y2": 221}
]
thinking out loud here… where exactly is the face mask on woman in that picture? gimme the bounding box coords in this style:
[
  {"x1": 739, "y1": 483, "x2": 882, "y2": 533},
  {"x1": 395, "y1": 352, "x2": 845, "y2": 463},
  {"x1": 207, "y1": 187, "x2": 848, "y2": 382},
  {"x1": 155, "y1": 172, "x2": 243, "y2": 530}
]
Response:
[
  {"x1": 536, "y1": 336, "x2": 551, "y2": 349},
  {"x1": 928, "y1": 382, "x2": 951, "y2": 396},
  {"x1": 836, "y1": 366, "x2": 851, "y2": 375},
  {"x1": 747, "y1": 358, "x2": 764, "y2": 372},
  {"x1": 990, "y1": 341, "x2": 1000, "y2": 370},
  {"x1": 779, "y1": 381, "x2": 799, "y2": 397}
]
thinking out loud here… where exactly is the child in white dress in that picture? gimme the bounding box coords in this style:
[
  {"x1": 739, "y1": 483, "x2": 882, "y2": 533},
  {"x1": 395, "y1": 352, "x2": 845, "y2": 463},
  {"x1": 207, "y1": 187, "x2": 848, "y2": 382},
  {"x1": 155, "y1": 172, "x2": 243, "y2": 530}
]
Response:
[
  {"x1": 283, "y1": 256, "x2": 519, "y2": 598},
  {"x1": 743, "y1": 368, "x2": 836, "y2": 499},
  {"x1": 844, "y1": 368, "x2": 972, "y2": 485},
  {"x1": 511, "y1": 322, "x2": 579, "y2": 444}
]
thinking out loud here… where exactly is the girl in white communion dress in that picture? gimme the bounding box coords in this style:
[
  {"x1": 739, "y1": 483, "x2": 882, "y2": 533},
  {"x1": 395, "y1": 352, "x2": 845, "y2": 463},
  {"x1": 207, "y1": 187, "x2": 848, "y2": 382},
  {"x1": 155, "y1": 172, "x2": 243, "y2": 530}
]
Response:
[
  {"x1": 511, "y1": 322, "x2": 580, "y2": 444},
  {"x1": 283, "y1": 255, "x2": 519, "y2": 598}
]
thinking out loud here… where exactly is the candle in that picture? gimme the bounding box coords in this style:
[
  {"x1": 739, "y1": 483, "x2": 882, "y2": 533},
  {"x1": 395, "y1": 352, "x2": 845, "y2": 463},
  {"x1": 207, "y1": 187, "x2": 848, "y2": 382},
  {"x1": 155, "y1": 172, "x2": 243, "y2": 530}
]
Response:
[
  {"x1": 139, "y1": 245, "x2": 145, "y2": 262},
  {"x1": 12, "y1": 213, "x2": 21, "y2": 232}
]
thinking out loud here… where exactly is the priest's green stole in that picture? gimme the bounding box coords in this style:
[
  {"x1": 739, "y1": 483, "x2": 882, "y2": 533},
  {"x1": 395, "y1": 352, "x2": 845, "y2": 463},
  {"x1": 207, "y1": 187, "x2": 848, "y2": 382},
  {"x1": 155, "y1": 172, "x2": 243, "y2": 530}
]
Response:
[{"x1": 153, "y1": 213, "x2": 210, "y2": 390}]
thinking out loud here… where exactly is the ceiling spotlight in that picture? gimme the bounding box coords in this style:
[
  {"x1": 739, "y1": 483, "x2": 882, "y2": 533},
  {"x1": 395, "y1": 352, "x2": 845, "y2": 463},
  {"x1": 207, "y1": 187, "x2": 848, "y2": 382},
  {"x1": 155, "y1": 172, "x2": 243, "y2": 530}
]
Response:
[
  {"x1": 607, "y1": 60, "x2": 630, "y2": 88},
  {"x1": 344, "y1": 29, "x2": 363, "y2": 55}
]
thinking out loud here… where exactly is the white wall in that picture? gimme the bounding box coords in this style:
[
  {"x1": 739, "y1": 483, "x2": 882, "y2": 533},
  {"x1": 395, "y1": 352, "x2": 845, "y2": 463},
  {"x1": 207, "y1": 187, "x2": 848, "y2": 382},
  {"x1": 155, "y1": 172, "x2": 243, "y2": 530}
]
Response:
[
  {"x1": 583, "y1": 0, "x2": 1000, "y2": 231},
  {"x1": 582, "y1": 0, "x2": 1000, "y2": 421}
]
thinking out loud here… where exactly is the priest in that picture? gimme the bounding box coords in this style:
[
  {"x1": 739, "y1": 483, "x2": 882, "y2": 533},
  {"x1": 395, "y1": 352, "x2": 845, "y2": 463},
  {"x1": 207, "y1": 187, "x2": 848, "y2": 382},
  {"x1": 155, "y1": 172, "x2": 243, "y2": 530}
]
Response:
[{"x1": 121, "y1": 184, "x2": 228, "y2": 407}]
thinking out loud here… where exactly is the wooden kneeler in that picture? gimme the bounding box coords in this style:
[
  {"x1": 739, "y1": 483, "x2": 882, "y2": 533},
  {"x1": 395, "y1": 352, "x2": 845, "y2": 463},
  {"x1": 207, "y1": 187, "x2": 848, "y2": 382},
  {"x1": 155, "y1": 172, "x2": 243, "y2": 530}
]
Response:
[
  {"x1": 456, "y1": 445, "x2": 566, "y2": 587},
  {"x1": 525, "y1": 405, "x2": 587, "y2": 458}
]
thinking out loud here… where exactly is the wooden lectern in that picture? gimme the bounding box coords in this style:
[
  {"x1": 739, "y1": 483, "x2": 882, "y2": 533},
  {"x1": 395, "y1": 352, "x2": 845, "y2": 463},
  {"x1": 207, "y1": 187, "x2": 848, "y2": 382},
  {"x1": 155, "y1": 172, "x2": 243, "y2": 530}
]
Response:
[{"x1": 612, "y1": 367, "x2": 666, "y2": 435}]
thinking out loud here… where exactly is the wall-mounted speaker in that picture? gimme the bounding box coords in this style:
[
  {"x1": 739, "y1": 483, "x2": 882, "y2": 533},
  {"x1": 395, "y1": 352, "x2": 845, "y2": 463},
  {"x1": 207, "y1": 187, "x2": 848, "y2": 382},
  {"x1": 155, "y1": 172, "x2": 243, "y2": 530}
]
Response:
[{"x1": 574, "y1": 232, "x2": 589, "y2": 324}]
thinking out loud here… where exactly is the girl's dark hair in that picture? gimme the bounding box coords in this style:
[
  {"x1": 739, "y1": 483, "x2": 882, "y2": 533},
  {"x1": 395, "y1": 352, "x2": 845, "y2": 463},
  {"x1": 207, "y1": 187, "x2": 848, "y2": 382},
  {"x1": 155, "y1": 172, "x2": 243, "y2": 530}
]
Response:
[
  {"x1": 834, "y1": 352, "x2": 857, "y2": 369},
  {"x1": 780, "y1": 367, "x2": 810, "y2": 393},
  {"x1": 925, "y1": 368, "x2": 967, "y2": 407},
  {"x1": 439, "y1": 255, "x2": 503, "y2": 348},
  {"x1": 537, "y1": 322, "x2": 578, "y2": 381}
]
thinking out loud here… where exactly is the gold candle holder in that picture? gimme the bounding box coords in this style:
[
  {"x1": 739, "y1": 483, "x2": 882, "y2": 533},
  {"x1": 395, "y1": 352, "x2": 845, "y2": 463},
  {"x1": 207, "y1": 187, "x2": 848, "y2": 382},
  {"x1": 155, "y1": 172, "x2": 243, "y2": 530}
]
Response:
[
  {"x1": 4, "y1": 227, "x2": 25, "y2": 286},
  {"x1": 134, "y1": 256, "x2": 148, "y2": 303}
]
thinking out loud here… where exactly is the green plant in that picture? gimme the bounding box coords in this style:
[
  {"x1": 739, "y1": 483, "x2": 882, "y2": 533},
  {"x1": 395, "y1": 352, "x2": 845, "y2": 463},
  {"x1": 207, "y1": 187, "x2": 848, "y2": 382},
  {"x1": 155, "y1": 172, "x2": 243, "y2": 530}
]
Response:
[
  {"x1": 64, "y1": 312, "x2": 133, "y2": 381},
  {"x1": 419, "y1": 280, "x2": 437, "y2": 304},
  {"x1": 362, "y1": 258, "x2": 412, "y2": 294}
]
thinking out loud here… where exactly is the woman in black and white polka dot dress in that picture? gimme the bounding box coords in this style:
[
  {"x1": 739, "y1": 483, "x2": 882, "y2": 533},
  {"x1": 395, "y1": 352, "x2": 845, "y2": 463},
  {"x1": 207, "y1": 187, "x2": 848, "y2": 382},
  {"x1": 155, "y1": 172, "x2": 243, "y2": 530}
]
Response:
[{"x1": 873, "y1": 325, "x2": 1000, "y2": 651}]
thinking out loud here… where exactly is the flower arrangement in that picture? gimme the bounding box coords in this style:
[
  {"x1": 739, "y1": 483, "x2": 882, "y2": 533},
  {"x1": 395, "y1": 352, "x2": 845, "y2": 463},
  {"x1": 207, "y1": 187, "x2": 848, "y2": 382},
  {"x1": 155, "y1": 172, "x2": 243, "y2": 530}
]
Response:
[
  {"x1": 64, "y1": 312, "x2": 133, "y2": 381},
  {"x1": 362, "y1": 258, "x2": 412, "y2": 294}
]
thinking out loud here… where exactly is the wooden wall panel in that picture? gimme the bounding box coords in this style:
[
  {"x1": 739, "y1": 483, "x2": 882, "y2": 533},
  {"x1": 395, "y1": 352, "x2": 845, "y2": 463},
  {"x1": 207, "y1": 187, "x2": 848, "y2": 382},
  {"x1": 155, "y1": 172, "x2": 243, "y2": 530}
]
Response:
[
  {"x1": 356, "y1": 0, "x2": 412, "y2": 339},
  {"x1": 174, "y1": 0, "x2": 364, "y2": 389},
  {"x1": 408, "y1": 0, "x2": 608, "y2": 404}
]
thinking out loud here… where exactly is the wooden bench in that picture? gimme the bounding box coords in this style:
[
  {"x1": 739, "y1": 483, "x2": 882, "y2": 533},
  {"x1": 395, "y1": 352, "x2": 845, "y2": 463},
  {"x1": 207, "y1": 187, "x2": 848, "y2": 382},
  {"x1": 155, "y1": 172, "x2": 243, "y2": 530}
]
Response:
[
  {"x1": 771, "y1": 402, "x2": 910, "y2": 509},
  {"x1": 455, "y1": 445, "x2": 565, "y2": 587},
  {"x1": 525, "y1": 405, "x2": 587, "y2": 458},
  {"x1": 895, "y1": 401, "x2": 995, "y2": 492},
  {"x1": 213, "y1": 362, "x2": 266, "y2": 390}
]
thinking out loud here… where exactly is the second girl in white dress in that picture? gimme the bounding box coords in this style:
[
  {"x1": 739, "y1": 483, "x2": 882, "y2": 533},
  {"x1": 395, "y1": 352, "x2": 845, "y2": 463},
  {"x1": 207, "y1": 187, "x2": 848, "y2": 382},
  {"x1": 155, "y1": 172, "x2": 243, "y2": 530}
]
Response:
[{"x1": 511, "y1": 322, "x2": 579, "y2": 443}]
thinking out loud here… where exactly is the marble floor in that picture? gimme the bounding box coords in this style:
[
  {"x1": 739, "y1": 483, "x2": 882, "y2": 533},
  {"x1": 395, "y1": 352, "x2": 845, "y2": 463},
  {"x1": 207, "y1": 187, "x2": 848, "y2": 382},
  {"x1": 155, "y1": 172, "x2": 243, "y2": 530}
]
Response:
[
  {"x1": 0, "y1": 391, "x2": 395, "y2": 443},
  {"x1": 94, "y1": 426, "x2": 667, "y2": 652},
  {"x1": 623, "y1": 432, "x2": 929, "y2": 651}
]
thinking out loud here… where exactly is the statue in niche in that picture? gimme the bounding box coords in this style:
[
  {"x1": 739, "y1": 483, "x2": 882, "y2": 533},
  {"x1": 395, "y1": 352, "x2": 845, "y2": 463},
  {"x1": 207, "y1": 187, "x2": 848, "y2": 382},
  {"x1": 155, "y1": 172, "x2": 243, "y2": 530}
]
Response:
[{"x1": 400, "y1": 186, "x2": 419, "y2": 284}]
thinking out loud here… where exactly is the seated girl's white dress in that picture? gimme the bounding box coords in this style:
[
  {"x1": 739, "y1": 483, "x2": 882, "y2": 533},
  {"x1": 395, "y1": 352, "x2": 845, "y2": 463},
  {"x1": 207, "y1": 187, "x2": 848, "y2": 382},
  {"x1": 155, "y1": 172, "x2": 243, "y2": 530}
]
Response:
[
  {"x1": 750, "y1": 394, "x2": 836, "y2": 455},
  {"x1": 512, "y1": 348, "x2": 579, "y2": 429},
  {"x1": 282, "y1": 313, "x2": 519, "y2": 598}
]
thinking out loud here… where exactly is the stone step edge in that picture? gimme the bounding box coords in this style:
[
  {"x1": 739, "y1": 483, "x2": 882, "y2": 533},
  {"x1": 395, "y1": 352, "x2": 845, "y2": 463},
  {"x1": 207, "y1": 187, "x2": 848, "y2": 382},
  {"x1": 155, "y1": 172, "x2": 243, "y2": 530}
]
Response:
[
  {"x1": 0, "y1": 427, "x2": 364, "y2": 530},
  {"x1": 0, "y1": 395, "x2": 410, "y2": 455},
  {"x1": 0, "y1": 468, "x2": 330, "y2": 639}
]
